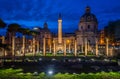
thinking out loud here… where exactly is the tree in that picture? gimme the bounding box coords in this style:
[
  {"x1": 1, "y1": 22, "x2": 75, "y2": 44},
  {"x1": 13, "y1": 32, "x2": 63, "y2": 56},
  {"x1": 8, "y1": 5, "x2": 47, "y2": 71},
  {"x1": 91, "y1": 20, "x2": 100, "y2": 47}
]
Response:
[
  {"x1": 0, "y1": 19, "x2": 6, "y2": 28},
  {"x1": 7, "y1": 23, "x2": 20, "y2": 34},
  {"x1": 7, "y1": 23, "x2": 20, "y2": 61}
]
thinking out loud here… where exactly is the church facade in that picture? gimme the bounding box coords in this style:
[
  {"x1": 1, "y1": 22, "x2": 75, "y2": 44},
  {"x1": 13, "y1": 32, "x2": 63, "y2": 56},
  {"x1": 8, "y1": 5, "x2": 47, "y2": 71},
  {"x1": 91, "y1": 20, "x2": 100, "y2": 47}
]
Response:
[{"x1": 76, "y1": 6, "x2": 98, "y2": 53}]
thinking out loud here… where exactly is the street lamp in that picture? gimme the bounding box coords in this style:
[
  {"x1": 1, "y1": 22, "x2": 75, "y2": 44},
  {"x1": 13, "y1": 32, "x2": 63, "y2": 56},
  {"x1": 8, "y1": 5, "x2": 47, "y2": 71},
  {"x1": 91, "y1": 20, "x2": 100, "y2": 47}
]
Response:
[{"x1": 48, "y1": 70, "x2": 53, "y2": 75}]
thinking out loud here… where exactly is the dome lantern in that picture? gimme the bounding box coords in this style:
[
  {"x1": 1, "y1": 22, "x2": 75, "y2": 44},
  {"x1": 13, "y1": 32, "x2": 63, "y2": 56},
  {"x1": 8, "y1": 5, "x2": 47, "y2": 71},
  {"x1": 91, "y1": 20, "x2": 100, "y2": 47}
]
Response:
[
  {"x1": 44, "y1": 22, "x2": 48, "y2": 29},
  {"x1": 86, "y1": 6, "x2": 91, "y2": 13}
]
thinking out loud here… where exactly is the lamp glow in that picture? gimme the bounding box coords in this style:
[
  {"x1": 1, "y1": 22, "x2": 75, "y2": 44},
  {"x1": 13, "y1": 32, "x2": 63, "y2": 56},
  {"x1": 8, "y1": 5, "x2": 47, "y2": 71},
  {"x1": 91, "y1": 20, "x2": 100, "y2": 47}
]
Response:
[{"x1": 48, "y1": 70, "x2": 53, "y2": 75}]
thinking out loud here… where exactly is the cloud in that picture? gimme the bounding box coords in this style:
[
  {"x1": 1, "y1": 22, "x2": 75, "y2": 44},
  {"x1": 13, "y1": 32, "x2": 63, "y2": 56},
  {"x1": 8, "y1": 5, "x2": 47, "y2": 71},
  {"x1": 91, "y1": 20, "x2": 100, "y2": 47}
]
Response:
[{"x1": 0, "y1": 0, "x2": 120, "y2": 33}]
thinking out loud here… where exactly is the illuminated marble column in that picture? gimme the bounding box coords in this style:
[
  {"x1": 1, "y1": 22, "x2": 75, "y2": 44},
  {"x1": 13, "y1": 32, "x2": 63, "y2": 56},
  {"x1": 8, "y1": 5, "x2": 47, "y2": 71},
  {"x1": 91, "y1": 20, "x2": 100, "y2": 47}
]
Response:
[
  {"x1": 85, "y1": 38, "x2": 87, "y2": 56},
  {"x1": 53, "y1": 40, "x2": 56, "y2": 56},
  {"x1": 58, "y1": 14, "x2": 62, "y2": 44},
  {"x1": 2, "y1": 36, "x2": 5, "y2": 44},
  {"x1": 106, "y1": 38, "x2": 109, "y2": 56},
  {"x1": 74, "y1": 40, "x2": 77, "y2": 56},
  {"x1": 68, "y1": 43, "x2": 71, "y2": 53},
  {"x1": 50, "y1": 44, "x2": 52, "y2": 53},
  {"x1": 33, "y1": 37, "x2": 35, "y2": 56},
  {"x1": 49, "y1": 39, "x2": 52, "y2": 53},
  {"x1": 22, "y1": 35, "x2": 25, "y2": 57},
  {"x1": 81, "y1": 42, "x2": 84, "y2": 53},
  {"x1": 37, "y1": 41, "x2": 39, "y2": 53},
  {"x1": 43, "y1": 37, "x2": 46, "y2": 56},
  {"x1": 87, "y1": 41, "x2": 90, "y2": 51},
  {"x1": 30, "y1": 40, "x2": 32, "y2": 52},
  {"x1": 12, "y1": 36, "x2": 15, "y2": 60},
  {"x1": 95, "y1": 38, "x2": 98, "y2": 56},
  {"x1": 64, "y1": 40, "x2": 66, "y2": 56},
  {"x1": 109, "y1": 48, "x2": 113, "y2": 57},
  {"x1": 2, "y1": 36, "x2": 5, "y2": 57}
]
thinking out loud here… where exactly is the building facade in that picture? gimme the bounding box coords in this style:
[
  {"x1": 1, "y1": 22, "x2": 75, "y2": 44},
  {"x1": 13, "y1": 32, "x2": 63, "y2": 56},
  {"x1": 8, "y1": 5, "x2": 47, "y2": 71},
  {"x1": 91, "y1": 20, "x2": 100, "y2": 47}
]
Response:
[
  {"x1": 2, "y1": 6, "x2": 103, "y2": 57},
  {"x1": 76, "y1": 6, "x2": 98, "y2": 53}
]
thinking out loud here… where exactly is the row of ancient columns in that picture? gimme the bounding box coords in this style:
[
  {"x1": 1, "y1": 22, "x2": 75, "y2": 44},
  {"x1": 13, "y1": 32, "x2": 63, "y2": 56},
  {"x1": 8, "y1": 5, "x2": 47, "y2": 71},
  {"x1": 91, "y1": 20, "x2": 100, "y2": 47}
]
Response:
[
  {"x1": 42, "y1": 38, "x2": 77, "y2": 56},
  {"x1": 28, "y1": 37, "x2": 51, "y2": 56},
  {"x1": 83, "y1": 37, "x2": 111, "y2": 56},
  {"x1": 1, "y1": 36, "x2": 6, "y2": 59},
  {"x1": 1, "y1": 36, "x2": 111, "y2": 57},
  {"x1": 38, "y1": 37, "x2": 111, "y2": 57}
]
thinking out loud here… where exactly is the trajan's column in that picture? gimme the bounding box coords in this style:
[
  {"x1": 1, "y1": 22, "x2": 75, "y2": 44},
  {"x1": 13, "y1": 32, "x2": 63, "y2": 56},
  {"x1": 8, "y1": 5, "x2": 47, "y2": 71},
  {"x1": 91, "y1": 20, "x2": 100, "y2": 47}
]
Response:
[{"x1": 57, "y1": 13, "x2": 63, "y2": 50}]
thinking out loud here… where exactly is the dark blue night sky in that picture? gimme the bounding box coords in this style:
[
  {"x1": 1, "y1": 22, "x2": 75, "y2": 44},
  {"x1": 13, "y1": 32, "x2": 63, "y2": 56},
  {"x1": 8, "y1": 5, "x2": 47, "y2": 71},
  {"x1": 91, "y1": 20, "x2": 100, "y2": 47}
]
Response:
[{"x1": 0, "y1": 0, "x2": 120, "y2": 34}]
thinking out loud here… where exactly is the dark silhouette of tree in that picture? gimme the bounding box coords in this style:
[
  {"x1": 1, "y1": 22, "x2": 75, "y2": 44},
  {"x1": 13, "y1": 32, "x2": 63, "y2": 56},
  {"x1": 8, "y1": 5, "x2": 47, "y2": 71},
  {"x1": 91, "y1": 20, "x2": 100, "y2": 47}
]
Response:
[
  {"x1": 7, "y1": 23, "x2": 20, "y2": 35},
  {"x1": 7, "y1": 23, "x2": 21, "y2": 61},
  {"x1": 0, "y1": 19, "x2": 6, "y2": 28}
]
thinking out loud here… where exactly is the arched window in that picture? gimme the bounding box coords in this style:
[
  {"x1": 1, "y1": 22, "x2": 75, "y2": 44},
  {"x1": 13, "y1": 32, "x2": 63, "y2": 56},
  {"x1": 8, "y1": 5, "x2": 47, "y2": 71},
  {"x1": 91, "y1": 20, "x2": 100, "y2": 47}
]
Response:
[
  {"x1": 81, "y1": 26, "x2": 83, "y2": 29},
  {"x1": 87, "y1": 16, "x2": 91, "y2": 21},
  {"x1": 88, "y1": 25, "x2": 90, "y2": 29}
]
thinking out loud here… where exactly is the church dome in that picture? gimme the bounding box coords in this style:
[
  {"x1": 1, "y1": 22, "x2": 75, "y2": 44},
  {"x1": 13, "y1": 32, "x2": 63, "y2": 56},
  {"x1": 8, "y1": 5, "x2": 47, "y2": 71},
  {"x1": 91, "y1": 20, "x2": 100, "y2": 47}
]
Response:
[
  {"x1": 43, "y1": 22, "x2": 50, "y2": 32},
  {"x1": 80, "y1": 6, "x2": 98, "y2": 23}
]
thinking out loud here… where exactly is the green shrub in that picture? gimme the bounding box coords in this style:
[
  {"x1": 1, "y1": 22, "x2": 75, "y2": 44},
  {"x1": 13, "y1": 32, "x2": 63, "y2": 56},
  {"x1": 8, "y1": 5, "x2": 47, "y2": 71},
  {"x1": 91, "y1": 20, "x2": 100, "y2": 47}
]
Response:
[{"x1": 0, "y1": 68, "x2": 120, "y2": 79}]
